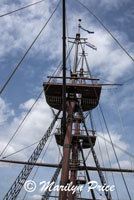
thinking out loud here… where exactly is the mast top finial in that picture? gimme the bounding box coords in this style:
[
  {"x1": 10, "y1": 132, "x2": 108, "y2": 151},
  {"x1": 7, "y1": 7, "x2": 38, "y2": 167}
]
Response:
[{"x1": 78, "y1": 19, "x2": 81, "y2": 33}]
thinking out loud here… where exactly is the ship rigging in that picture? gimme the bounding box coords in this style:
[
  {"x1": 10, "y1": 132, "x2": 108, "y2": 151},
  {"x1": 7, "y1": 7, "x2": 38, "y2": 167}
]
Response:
[{"x1": 0, "y1": 0, "x2": 134, "y2": 200}]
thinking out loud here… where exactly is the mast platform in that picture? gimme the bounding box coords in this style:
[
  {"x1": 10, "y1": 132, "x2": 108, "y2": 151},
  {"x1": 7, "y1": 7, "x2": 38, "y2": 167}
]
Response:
[
  {"x1": 43, "y1": 82, "x2": 101, "y2": 111},
  {"x1": 55, "y1": 133, "x2": 96, "y2": 149}
]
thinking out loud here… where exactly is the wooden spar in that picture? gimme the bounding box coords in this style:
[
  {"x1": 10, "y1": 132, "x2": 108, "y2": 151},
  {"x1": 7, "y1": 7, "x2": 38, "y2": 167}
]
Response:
[
  {"x1": 59, "y1": 33, "x2": 80, "y2": 200},
  {"x1": 0, "y1": 159, "x2": 134, "y2": 173},
  {"x1": 62, "y1": 0, "x2": 66, "y2": 136},
  {"x1": 47, "y1": 76, "x2": 100, "y2": 81},
  {"x1": 69, "y1": 118, "x2": 79, "y2": 200},
  {"x1": 47, "y1": 76, "x2": 123, "y2": 86},
  {"x1": 59, "y1": 101, "x2": 75, "y2": 200}
]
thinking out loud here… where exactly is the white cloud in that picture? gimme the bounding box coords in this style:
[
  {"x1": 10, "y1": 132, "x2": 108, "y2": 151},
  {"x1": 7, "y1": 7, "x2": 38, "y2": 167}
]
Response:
[
  {"x1": 119, "y1": 95, "x2": 134, "y2": 112},
  {"x1": 0, "y1": 0, "x2": 62, "y2": 60},
  {"x1": 29, "y1": 194, "x2": 41, "y2": 200},
  {"x1": 0, "y1": 95, "x2": 54, "y2": 160},
  {"x1": 80, "y1": 0, "x2": 131, "y2": 10},
  {"x1": 0, "y1": 0, "x2": 133, "y2": 85},
  {"x1": 112, "y1": 160, "x2": 133, "y2": 169},
  {"x1": 82, "y1": 29, "x2": 132, "y2": 82},
  {"x1": 65, "y1": 11, "x2": 134, "y2": 86},
  {"x1": 0, "y1": 98, "x2": 14, "y2": 125},
  {"x1": 19, "y1": 98, "x2": 35, "y2": 110},
  {"x1": 99, "y1": 0, "x2": 130, "y2": 10}
]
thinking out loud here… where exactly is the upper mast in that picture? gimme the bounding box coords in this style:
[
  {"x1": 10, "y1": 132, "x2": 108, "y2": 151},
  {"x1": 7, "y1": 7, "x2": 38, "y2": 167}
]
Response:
[{"x1": 62, "y1": 0, "x2": 66, "y2": 137}]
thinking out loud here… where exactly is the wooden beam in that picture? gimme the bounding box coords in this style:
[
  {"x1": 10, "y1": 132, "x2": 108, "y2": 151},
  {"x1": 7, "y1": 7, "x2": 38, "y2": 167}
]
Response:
[{"x1": 0, "y1": 159, "x2": 134, "y2": 173}]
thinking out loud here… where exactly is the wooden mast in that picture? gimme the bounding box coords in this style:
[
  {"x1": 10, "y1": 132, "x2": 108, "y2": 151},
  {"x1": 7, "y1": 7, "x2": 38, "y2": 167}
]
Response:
[{"x1": 62, "y1": 0, "x2": 66, "y2": 137}]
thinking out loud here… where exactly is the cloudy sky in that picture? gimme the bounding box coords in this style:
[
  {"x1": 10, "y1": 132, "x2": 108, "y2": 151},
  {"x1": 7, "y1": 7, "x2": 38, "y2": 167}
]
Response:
[{"x1": 0, "y1": 0, "x2": 134, "y2": 199}]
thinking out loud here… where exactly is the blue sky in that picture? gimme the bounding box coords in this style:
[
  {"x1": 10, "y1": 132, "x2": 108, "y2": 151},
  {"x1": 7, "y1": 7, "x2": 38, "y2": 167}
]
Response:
[{"x1": 0, "y1": 0, "x2": 134, "y2": 199}]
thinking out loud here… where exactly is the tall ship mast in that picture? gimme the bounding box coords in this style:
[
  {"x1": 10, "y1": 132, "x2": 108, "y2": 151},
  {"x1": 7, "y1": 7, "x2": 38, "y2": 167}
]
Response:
[
  {"x1": 0, "y1": 0, "x2": 134, "y2": 200},
  {"x1": 42, "y1": 18, "x2": 112, "y2": 200}
]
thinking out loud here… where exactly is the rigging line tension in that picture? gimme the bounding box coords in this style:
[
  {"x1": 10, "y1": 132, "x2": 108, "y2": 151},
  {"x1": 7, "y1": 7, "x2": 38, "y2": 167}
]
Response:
[
  {"x1": 78, "y1": 104, "x2": 112, "y2": 200},
  {"x1": 75, "y1": 0, "x2": 134, "y2": 64},
  {"x1": 81, "y1": 39, "x2": 133, "y2": 161},
  {"x1": 99, "y1": 103, "x2": 132, "y2": 200},
  {"x1": 0, "y1": 90, "x2": 43, "y2": 158},
  {"x1": 81, "y1": 49, "x2": 119, "y2": 199},
  {"x1": 22, "y1": 120, "x2": 61, "y2": 200},
  {"x1": 2, "y1": 140, "x2": 39, "y2": 160},
  {"x1": 0, "y1": 0, "x2": 61, "y2": 96},
  {"x1": 80, "y1": 144, "x2": 104, "y2": 198},
  {"x1": 84, "y1": 47, "x2": 120, "y2": 199},
  {"x1": 42, "y1": 159, "x2": 62, "y2": 200},
  {"x1": 92, "y1": 110, "x2": 119, "y2": 200},
  {"x1": 82, "y1": 44, "x2": 131, "y2": 199},
  {"x1": 22, "y1": 133, "x2": 55, "y2": 200},
  {"x1": 0, "y1": 0, "x2": 46, "y2": 18},
  {"x1": 79, "y1": 144, "x2": 96, "y2": 199},
  {"x1": 1, "y1": 41, "x2": 72, "y2": 159},
  {"x1": 3, "y1": 110, "x2": 60, "y2": 200},
  {"x1": 3, "y1": 113, "x2": 62, "y2": 200},
  {"x1": 66, "y1": 17, "x2": 72, "y2": 70},
  {"x1": 2, "y1": 133, "x2": 56, "y2": 160},
  {"x1": 53, "y1": 42, "x2": 75, "y2": 79},
  {"x1": 0, "y1": 41, "x2": 74, "y2": 159},
  {"x1": 111, "y1": 89, "x2": 134, "y2": 173},
  {"x1": 88, "y1": 111, "x2": 120, "y2": 199}
]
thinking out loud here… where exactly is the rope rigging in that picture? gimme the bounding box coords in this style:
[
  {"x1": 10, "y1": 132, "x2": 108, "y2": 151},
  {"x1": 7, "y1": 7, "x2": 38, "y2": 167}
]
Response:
[
  {"x1": 41, "y1": 159, "x2": 62, "y2": 200},
  {"x1": 75, "y1": 0, "x2": 134, "y2": 64},
  {"x1": 110, "y1": 89, "x2": 134, "y2": 172},
  {"x1": 0, "y1": 0, "x2": 46, "y2": 18},
  {"x1": 79, "y1": 40, "x2": 134, "y2": 165},
  {"x1": 95, "y1": 109, "x2": 120, "y2": 200},
  {"x1": 91, "y1": 67, "x2": 131, "y2": 199},
  {"x1": 66, "y1": 11, "x2": 72, "y2": 71},
  {"x1": 0, "y1": 90, "x2": 43, "y2": 158},
  {"x1": 0, "y1": 134, "x2": 63, "y2": 162},
  {"x1": 98, "y1": 103, "x2": 132, "y2": 200},
  {"x1": 0, "y1": 0, "x2": 61, "y2": 96},
  {"x1": 2, "y1": 140, "x2": 39, "y2": 160},
  {"x1": 88, "y1": 111, "x2": 119, "y2": 199},
  {"x1": 97, "y1": 75, "x2": 134, "y2": 85},
  {"x1": 0, "y1": 42, "x2": 74, "y2": 160},
  {"x1": 78, "y1": 104, "x2": 112, "y2": 200},
  {"x1": 1, "y1": 133, "x2": 56, "y2": 160},
  {"x1": 22, "y1": 133, "x2": 55, "y2": 200},
  {"x1": 97, "y1": 133, "x2": 134, "y2": 160},
  {"x1": 22, "y1": 120, "x2": 62, "y2": 200},
  {"x1": 88, "y1": 111, "x2": 110, "y2": 187},
  {"x1": 79, "y1": 144, "x2": 96, "y2": 199},
  {"x1": 1, "y1": 0, "x2": 134, "y2": 198},
  {"x1": 79, "y1": 40, "x2": 131, "y2": 199},
  {"x1": 3, "y1": 110, "x2": 60, "y2": 200},
  {"x1": 74, "y1": 46, "x2": 113, "y2": 198},
  {"x1": 76, "y1": 0, "x2": 134, "y2": 85},
  {"x1": 0, "y1": 41, "x2": 74, "y2": 163}
]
